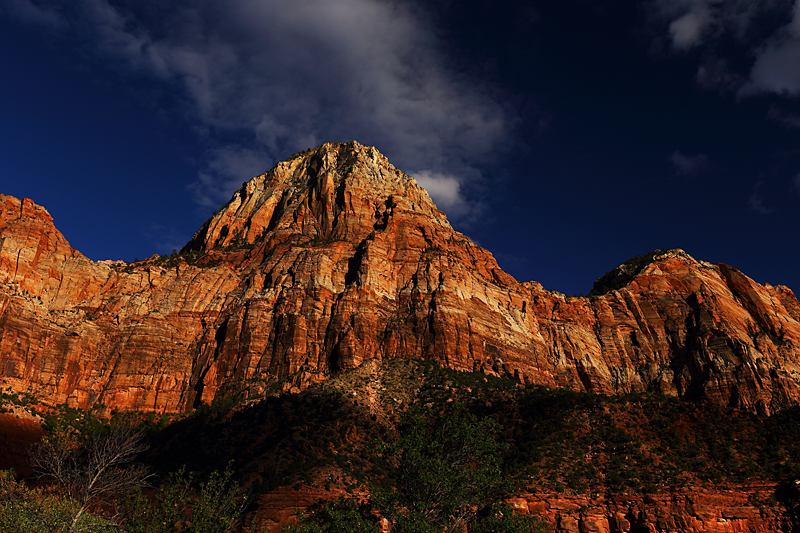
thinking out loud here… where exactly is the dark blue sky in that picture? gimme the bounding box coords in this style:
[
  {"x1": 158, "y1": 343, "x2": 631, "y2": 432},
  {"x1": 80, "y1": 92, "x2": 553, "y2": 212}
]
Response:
[{"x1": 2, "y1": 0, "x2": 800, "y2": 296}]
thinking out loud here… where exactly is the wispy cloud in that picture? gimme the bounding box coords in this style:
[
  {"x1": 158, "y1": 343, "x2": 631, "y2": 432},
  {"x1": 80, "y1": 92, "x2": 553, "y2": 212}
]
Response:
[
  {"x1": 670, "y1": 150, "x2": 709, "y2": 177},
  {"x1": 7, "y1": 0, "x2": 510, "y2": 226},
  {"x1": 748, "y1": 182, "x2": 777, "y2": 215}
]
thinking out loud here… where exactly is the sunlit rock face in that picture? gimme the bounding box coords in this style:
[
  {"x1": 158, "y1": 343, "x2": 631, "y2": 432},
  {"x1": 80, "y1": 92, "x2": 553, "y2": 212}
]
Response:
[{"x1": 1, "y1": 141, "x2": 800, "y2": 413}]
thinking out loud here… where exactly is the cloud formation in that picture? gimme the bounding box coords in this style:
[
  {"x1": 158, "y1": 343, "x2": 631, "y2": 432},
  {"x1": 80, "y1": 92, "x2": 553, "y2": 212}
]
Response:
[
  {"x1": 413, "y1": 171, "x2": 464, "y2": 209},
  {"x1": 647, "y1": 0, "x2": 800, "y2": 97},
  {"x1": 8, "y1": 0, "x2": 509, "y2": 224},
  {"x1": 738, "y1": 1, "x2": 800, "y2": 96}
]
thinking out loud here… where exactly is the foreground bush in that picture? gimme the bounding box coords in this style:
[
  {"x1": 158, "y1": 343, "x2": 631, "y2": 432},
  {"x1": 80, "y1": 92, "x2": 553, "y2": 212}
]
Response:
[
  {"x1": 287, "y1": 405, "x2": 544, "y2": 532},
  {"x1": 0, "y1": 469, "x2": 114, "y2": 533},
  {"x1": 120, "y1": 464, "x2": 249, "y2": 533},
  {"x1": 0, "y1": 465, "x2": 249, "y2": 533}
]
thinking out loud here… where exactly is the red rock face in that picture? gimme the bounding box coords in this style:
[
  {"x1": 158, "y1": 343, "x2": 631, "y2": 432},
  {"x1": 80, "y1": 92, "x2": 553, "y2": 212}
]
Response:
[
  {"x1": 2, "y1": 141, "x2": 800, "y2": 413},
  {"x1": 512, "y1": 484, "x2": 792, "y2": 533}
]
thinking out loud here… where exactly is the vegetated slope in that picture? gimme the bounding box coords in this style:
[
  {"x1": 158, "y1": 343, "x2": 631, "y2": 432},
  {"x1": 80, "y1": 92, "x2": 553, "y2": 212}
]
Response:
[
  {"x1": 2, "y1": 141, "x2": 800, "y2": 415},
  {"x1": 3, "y1": 359, "x2": 800, "y2": 531},
  {"x1": 130, "y1": 359, "x2": 800, "y2": 530},
  {"x1": 141, "y1": 359, "x2": 800, "y2": 494}
]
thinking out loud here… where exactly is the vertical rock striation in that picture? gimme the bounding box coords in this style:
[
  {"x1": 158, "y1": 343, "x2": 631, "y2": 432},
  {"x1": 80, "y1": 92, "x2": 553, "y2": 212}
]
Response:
[{"x1": 1, "y1": 141, "x2": 799, "y2": 413}]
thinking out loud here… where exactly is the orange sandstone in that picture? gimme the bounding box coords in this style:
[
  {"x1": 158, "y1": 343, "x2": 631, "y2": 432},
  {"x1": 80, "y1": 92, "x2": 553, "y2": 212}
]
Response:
[{"x1": 1, "y1": 142, "x2": 799, "y2": 414}]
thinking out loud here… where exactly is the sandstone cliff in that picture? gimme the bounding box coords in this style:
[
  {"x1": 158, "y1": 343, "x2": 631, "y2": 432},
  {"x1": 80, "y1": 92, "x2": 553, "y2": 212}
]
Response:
[{"x1": 1, "y1": 141, "x2": 800, "y2": 413}]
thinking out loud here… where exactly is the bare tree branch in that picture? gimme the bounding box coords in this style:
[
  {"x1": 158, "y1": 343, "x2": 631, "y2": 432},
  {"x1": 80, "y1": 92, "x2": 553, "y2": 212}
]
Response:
[{"x1": 30, "y1": 422, "x2": 150, "y2": 532}]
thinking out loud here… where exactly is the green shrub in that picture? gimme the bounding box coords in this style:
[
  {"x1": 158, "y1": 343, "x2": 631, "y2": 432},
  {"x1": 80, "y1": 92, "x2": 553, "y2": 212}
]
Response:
[
  {"x1": 375, "y1": 405, "x2": 512, "y2": 532},
  {"x1": 284, "y1": 498, "x2": 378, "y2": 533},
  {"x1": 0, "y1": 470, "x2": 115, "y2": 533},
  {"x1": 120, "y1": 464, "x2": 248, "y2": 533}
]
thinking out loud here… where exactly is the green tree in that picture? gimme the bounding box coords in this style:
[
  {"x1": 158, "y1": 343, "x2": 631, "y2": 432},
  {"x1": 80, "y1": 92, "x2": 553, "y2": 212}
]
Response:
[
  {"x1": 284, "y1": 497, "x2": 378, "y2": 533},
  {"x1": 287, "y1": 405, "x2": 544, "y2": 533},
  {"x1": 120, "y1": 463, "x2": 249, "y2": 533},
  {"x1": 380, "y1": 405, "x2": 511, "y2": 533}
]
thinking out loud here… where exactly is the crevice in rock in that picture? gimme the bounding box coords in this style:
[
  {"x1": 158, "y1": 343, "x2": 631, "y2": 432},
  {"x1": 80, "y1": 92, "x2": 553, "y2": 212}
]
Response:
[{"x1": 345, "y1": 240, "x2": 369, "y2": 286}]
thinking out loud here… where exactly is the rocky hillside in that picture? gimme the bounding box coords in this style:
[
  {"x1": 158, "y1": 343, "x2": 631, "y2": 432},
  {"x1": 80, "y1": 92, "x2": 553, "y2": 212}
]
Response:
[
  {"x1": 1, "y1": 141, "x2": 800, "y2": 414},
  {"x1": 87, "y1": 359, "x2": 800, "y2": 532}
]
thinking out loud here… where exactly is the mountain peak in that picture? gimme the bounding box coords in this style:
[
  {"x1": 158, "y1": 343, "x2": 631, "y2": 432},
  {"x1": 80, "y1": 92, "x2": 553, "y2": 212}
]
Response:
[
  {"x1": 2, "y1": 144, "x2": 800, "y2": 416},
  {"x1": 589, "y1": 248, "x2": 703, "y2": 296},
  {"x1": 184, "y1": 141, "x2": 449, "y2": 253}
]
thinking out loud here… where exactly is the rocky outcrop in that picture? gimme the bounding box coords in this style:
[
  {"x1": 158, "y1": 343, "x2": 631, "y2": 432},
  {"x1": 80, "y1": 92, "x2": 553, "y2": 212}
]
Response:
[
  {"x1": 1, "y1": 141, "x2": 800, "y2": 413},
  {"x1": 512, "y1": 484, "x2": 793, "y2": 533}
]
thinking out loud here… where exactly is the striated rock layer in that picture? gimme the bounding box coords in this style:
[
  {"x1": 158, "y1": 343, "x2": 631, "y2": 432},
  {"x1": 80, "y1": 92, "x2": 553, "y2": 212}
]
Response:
[
  {"x1": 2, "y1": 141, "x2": 800, "y2": 414},
  {"x1": 244, "y1": 483, "x2": 794, "y2": 533},
  {"x1": 511, "y1": 484, "x2": 793, "y2": 533}
]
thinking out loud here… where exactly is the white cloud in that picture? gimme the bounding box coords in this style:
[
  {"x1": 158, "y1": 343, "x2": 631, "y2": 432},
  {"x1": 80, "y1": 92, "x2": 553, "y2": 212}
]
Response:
[
  {"x1": 413, "y1": 171, "x2": 464, "y2": 211},
  {"x1": 8, "y1": 0, "x2": 509, "y2": 224},
  {"x1": 747, "y1": 38, "x2": 800, "y2": 96},
  {"x1": 670, "y1": 150, "x2": 709, "y2": 177}
]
